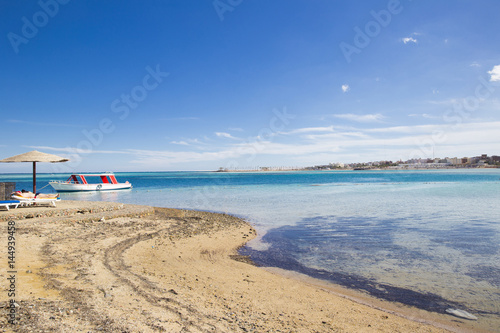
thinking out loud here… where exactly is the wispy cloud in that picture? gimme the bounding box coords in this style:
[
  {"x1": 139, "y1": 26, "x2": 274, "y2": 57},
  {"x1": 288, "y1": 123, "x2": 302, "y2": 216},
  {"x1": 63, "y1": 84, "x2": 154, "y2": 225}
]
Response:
[
  {"x1": 25, "y1": 145, "x2": 129, "y2": 155},
  {"x1": 301, "y1": 131, "x2": 369, "y2": 141},
  {"x1": 408, "y1": 113, "x2": 440, "y2": 119},
  {"x1": 426, "y1": 97, "x2": 499, "y2": 115},
  {"x1": 170, "y1": 141, "x2": 190, "y2": 146},
  {"x1": 341, "y1": 84, "x2": 350, "y2": 93},
  {"x1": 30, "y1": 121, "x2": 500, "y2": 169},
  {"x1": 333, "y1": 113, "x2": 385, "y2": 123},
  {"x1": 488, "y1": 65, "x2": 500, "y2": 82},
  {"x1": 470, "y1": 61, "x2": 481, "y2": 68},
  {"x1": 401, "y1": 37, "x2": 417, "y2": 44},
  {"x1": 215, "y1": 132, "x2": 241, "y2": 140},
  {"x1": 281, "y1": 126, "x2": 335, "y2": 135},
  {"x1": 366, "y1": 124, "x2": 442, "y2": 134},
  {"x1": 170, "y1": 138, "x2": 208, "y2": 146},
  {"x1": 127, "y1": 121, "x2": 500, "y2": 167}
]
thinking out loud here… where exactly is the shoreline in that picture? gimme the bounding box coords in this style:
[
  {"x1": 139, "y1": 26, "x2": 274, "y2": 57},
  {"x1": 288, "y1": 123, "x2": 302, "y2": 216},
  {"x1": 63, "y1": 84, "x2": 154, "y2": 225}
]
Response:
[
  {"x1": 0, "y1": 201, "x2": 483, "y2": 332},
  {"x1": 215, "y1": 166, "x2": 500, "y2": 173}
]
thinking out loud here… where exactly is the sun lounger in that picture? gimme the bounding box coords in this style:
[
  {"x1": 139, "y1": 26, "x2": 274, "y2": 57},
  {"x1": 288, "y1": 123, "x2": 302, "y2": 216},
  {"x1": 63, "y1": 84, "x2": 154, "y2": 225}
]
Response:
[
  {"x1": 0, "y1": 200, "x2": 21, "y2": 211},
  {"x1": 11, "y1": 192, "x2": 60, "y2": 207}
]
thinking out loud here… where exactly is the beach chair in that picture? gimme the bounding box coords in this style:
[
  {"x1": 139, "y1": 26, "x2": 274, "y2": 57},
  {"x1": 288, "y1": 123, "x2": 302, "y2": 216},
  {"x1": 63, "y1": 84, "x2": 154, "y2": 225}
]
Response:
[
  {"x1": 11, "y1": 191, "x2": 60, "y2": 207},
  {"x1": 0, "y1": 200, "x2": 21, "y2": 211}
]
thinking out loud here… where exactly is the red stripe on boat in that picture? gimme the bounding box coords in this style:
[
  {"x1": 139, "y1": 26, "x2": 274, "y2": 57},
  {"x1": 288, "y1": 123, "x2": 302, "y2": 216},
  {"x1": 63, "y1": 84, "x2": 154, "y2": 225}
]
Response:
[{"x1": 109, "y1": 175, "x2": 118, "y2": 184}]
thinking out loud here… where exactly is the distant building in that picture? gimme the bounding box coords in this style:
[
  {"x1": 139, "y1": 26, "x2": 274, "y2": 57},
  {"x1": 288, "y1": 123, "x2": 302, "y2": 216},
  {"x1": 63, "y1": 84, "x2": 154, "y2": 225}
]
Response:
[{"x1": 330, "y1": 162, "x2": 344, "y2": 168}]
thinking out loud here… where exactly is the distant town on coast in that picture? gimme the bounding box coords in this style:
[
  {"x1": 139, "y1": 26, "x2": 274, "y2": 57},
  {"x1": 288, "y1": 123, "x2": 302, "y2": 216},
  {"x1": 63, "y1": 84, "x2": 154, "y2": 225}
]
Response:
[{"x1": 217, "y1": 154, "x2": 500, "y2": 172}]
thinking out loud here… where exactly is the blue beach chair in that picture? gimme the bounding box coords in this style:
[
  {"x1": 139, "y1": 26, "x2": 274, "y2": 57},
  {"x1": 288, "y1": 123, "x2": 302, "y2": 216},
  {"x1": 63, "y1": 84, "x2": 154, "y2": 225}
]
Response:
[{"x1": 0, "y1": 200, "x2": 21, "y2": 211}]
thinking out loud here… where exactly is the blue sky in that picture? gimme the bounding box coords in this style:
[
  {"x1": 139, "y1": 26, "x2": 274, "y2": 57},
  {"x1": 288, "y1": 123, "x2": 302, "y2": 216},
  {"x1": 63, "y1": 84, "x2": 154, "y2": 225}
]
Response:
[{"x1": 1, "y1": 0, "x2": 500, "y2": 172}]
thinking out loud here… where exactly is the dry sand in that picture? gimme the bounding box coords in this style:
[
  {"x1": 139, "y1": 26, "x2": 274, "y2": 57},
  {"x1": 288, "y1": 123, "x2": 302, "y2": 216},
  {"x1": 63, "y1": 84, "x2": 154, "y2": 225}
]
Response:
[{"x1": 0, "y1": 201, "x2": 479, "y2": 332}]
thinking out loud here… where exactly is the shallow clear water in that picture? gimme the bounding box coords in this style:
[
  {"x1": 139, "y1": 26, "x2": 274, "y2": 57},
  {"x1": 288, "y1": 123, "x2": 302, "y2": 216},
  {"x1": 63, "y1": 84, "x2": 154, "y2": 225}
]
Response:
[{"x1": 2, "y1": 169, "x2": 500, "y2": 329}]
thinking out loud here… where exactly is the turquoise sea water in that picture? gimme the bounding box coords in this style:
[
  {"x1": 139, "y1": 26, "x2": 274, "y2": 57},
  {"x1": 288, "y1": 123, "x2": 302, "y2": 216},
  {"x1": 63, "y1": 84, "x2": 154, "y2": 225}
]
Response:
[{"x1": 2, "y1": 169, "x2": 500, "y2": 330}]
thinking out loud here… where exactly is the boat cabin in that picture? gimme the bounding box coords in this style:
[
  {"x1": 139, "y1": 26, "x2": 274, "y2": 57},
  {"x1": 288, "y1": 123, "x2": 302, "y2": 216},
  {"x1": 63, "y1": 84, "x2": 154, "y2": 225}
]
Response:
[{"x1": 66, "y1": 173, "x2": 120, "y2": 185}]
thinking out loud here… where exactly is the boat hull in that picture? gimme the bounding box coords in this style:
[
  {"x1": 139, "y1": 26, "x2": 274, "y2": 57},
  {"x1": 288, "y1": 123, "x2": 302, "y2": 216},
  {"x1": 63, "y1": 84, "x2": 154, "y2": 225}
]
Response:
[{"x1": 49, "y1": 182, "x2": 132, "y2": 192}]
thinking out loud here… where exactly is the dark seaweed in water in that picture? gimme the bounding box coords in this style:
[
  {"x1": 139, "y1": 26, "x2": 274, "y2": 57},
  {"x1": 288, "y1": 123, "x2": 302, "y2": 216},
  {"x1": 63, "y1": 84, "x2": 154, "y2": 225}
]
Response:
[
  {"x1": 466, "y1": 265, "x2": 500, "y2": 288},
  {"x1": 427, "y1": 224, "x2": 500, "y2": 256},
  {"x1": 240, "y1": 215, "x2": 476, "y2": 315}
]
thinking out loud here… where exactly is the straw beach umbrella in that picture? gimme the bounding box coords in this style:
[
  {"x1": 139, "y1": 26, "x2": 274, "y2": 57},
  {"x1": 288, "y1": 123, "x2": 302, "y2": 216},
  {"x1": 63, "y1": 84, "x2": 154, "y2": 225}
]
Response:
[{"x1": 0, "y1": 150, "x2": 69, "y2": 193}]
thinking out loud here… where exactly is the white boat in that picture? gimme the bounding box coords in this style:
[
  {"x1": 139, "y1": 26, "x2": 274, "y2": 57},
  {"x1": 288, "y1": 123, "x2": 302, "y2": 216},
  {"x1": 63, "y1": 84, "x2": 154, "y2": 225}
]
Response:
[{"x1": 49, "y1": 173, "x2": 132, "y2": 192}]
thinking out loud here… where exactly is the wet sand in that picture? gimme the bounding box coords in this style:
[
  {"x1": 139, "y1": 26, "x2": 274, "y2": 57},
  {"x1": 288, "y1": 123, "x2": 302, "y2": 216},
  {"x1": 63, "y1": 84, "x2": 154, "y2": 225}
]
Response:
[{"x1": 0, "y1": 201, "x2": 477, "y2": 332}]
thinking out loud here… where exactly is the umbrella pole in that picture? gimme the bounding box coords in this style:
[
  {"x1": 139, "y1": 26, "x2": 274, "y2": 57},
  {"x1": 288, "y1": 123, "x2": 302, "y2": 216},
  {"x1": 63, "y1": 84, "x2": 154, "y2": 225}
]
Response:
[{"x1": 33, "y1": 161, "x2": 36, "y2": 194}]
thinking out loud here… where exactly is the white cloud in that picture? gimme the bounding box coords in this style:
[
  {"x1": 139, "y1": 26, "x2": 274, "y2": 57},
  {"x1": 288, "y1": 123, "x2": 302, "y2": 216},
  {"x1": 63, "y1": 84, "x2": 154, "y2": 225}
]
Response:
[
  {"x1": 215, "y1": 132, "x2": 232, "y2": 138},
  {"x1": 408, "y1": 113, "x2": 440, "y2": 119},
  {"x1": 401, "y1": 37, "x2": 417, "y2": 44},
  {"x1": 166, "y1": 120, "x2": 493, "y2": 166},
  {"x1": 334, "y1": 113, "x2": 385, "y2": 123},
  {"x1": 215, "y1": 132, "x2": 241, "y2": 140},
  {"x1": 366, "y1": 124, "x2": 440, "y2": 135},
  {"x1": 488, "y1": 65, "x2": 500, "y2": 82},
  {"x1": 25, "y1": 145, "x2": 129, "y2": 155},
  {"x1": 281, "y1": 126, "x2": 335, "y2": 135},
  {"x1": 470, "y1": 61, "x2": 481, "y2": 68},
  {"x1": 302, "y1": 131, "x2": 369, "y2": 141},
  {"x1": 283, "y1": 121, "x2": 500, "y2": 161},
  {"x1": 28, "y1": 121, "x2": 500, "y2": 169},
  {"x1": 168, "y1": 137, "x2": 213, "y2": 148},
  {"x1": 341, "y1": 84, "x2": 350, "y2": 93}
]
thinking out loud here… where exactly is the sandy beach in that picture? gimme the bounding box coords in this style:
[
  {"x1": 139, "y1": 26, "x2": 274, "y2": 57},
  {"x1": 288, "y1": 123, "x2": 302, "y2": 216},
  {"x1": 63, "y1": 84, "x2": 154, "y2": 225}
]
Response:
[{"x1": 0, "y1": 201, "x2": 478, "y2": 332}]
